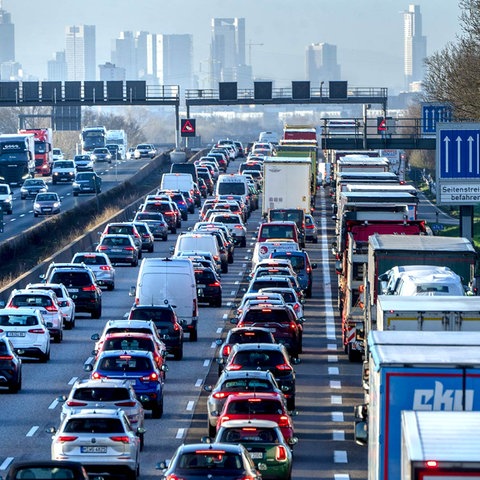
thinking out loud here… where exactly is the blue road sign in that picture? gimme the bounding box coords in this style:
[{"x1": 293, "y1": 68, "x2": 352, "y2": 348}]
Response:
[
  {"x1": 438, "y1": 126, "x2": 480, "y2": 178},
  {"x1": 422, "y1": 104, "x2": 452, "y2": 134}
]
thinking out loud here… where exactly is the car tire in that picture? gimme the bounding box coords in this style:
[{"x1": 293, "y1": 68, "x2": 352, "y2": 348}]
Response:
[
  {"x1": 208, "y1": 421, "x2": 217, "y2": 438},
  {"x1": 240, "y1": 237, "x2": 247, "y2": 247},
  {"x1": 221, "y1": 263, "x2": 228, "y2": 274},
  {"x1": 228, "y1": 253, "x2": 234, "y2": 264},
  {"x1": 181, "y1": 212, "x2": 188, "y2": 221},
  {"x1": 132, "y1": 257, "x2": 139, "y2": 267},
  {"x1": 162, "y1": 234, "x2": 168, "y2": 242},
  {"x1": 213, "y1": 298, "x2": 222, "y2": 308},
  {"x1": 52, "y1": 180, "x2": 57, "y2": 185},
  {"x1": 148, "y1": 244, "x2": 154, "y2": 253},
  {"x1": 39, "y1": 348, "x2": 50, "y2": 363},
  {"x1": 8, "y1": 373, "x2": 21, "y2": 393},
  {"x1": 91, "y1": 305, "x2": 102, "y2": 319},
  {"x1": 174, "y1": 345, "x2": 183, "y2": 360},
  {"x1": 286, "y1": 396, "x2": 295, "y2": 411},
  {"x1": 7, "y1": 208, "x2": 12, "y2": 215},
  {"x1": 21, "y1": 195, "x2": 25, "y2": 200},
  {"x1": 73, "y1": 192, "x2": 78, "y2": 197},
  {"x1": 171, "y1": 227, "x2": 177, "y2": 234},
  {"x1": 347, "y1": 343, "x2": 363, "y2": 363},
  {"x1": 313, "y1": 236, "x2": 318, "y2": 244},
  {"x1": 55, "y1": 330, "x2": 63, "y2": 343},
  {"x1": 107, "y1": 283, "x2": 115, "y2": 291},
  {"x1": 189, "y1": 329, "x2": 198, "y2": 342},
  {"x1": 306, "y1": 286, "x2": 312, "y2": 298},
  {"x1": 139, "y1": 433, "x2": 145, "y2": 452},
  {"x1": 34, "y1": 212, "x2": 38, "y2": 217},
  {"x1": 151, "y1": 400, "x2": 163, "y2": 419}
]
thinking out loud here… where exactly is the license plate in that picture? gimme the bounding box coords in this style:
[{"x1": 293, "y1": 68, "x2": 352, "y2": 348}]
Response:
[
  {"x1": 7, "y1": 331, "x2": 25, "y2": 337},
  {"x1": 197, "y1": 284, "x2": 206, "y2": 288},
  {"x1": 250, "y1": 452, "x2": 263, "y2": 459},
  {"x1": 81, "y1": 446, "x2": 107, "y2": 454},
  {"x1": 68, "y1": 288, "x2": 79, "y2": 293},
  {"x1": 111, "y1": 249, "x2": 122, "y2": 252},
  {"x1": 43, "y1": 208, "x2": 52, "y2": 212}
]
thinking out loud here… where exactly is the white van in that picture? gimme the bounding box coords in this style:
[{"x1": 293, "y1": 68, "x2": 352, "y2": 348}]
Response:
[
  {"x1": 160, "y1": 173, "x2": 194, "y2": 193},
  {"x1": 215, "y1": 173, "x2": 249, "y2": 198},
  {"x1": 173, "y1": 233, "x2": 221, "y2": 271},
  {"x1": 258, "y1": 131, "x2": 279, "y2": 144},
  {"x1": 251, "y1": 240, "x2": 300, "y2": 271},
  {"x1": 131, "y1": 257, "x2": 198, "y2": 341}
]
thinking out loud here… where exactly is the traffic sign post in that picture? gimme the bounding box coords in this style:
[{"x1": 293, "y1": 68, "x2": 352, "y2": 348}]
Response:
[
  {"x1": 422, "y1": 103, "x2": 452, "y2": 134},
  {"x1": 180, "y1": 118, "x2": 196, "y2": 137}
]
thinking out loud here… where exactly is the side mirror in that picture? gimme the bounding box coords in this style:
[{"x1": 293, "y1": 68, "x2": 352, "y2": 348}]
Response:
[
  {"x1": 84, "y1": 364, "x2": 93, "y2": 372},
  {"x1": 311, "y1": 263, "x2": 317, "y2": 269},
  {"x1": 230, "y1": 317, "x2": 239, "y2": 325},
  {"x1": 201, "y1": 435, "x2": 212, "y2": 444},
  {"x1": 203, "y1": 385, "x2": 213, "y2": 392},
  {"x1": 56, "y1": 395, "x2": 67, "y2": 402},
  {"x1": 129, "y1": 286, "x2": 136, "y2": 297},
  {"x1": 215, "y1": 338, "x2": 223, "y2": 346},
  {"x1": 335, "y1": 260, "x2": 343, "y2": 275},
  {"x1": 169, "y1": 246, "x2": 175, "y2": 254},
  {"x1": 91, "y1": 333, "x2": 100, "y2": 341},
  {"x1": 161, "y1": 364, "x2": 169, "y2": 372}
]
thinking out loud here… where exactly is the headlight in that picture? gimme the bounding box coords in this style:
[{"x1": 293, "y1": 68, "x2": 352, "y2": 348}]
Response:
[
  {"x1": 5, "y1": 198, "x2": 11, "y2": 204},
  {"x1": 91, "y1": 155, "x2": 97, "y2": 160},
  {"x1": 53, "y1": 202, "x2": 60, "y2": 208},
  {"x1": 53, "y1": 172, "x2": 59, "y2": 176},
  {"x1": 40, "y1": 188, "x2": 47, "y2": 193},
  {"x1": 34, "y1": 202, "x2": 40, "y2": 208},
  {"x1": 69, "y1": 172, "x2": 74, "y2": 176},
  {"x1": 73, "y1": 182, "x2": 79, "y2": 187},
  {"x1": 107, "y1": 154, "x2": 112, "y2": 159},
  {"x1": 20, "y1": 188, "x2": 27, "y2": 193}
]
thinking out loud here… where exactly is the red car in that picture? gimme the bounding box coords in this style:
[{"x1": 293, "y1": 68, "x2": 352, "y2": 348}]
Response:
[{"x1": 216, "y1": 392, "x2": 295, "y2": 443}]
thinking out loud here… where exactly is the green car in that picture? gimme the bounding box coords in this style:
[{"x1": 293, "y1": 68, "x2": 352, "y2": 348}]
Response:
[{"x1": 213, "y1": 419, "x2": 296, "y2": 480}]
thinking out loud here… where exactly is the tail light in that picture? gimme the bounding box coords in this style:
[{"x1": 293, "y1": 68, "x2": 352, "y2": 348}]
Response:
[
  {"x1": 0, "y1": 329, "x2": 4, "y2": 333},
  {"x1": 92, "y1": 372, "x2": 107, "y2": 379},
  {"x1": 115, "y1": 401, "x2": 137, "y2": 407},
  {"x1": 82, "y1": 285, "x2": 97, "y2": 292},
  {"x1": 212, "y1": 391, "x2": 229, "y2": 400},
  {"x1": 234, "y1": 225, "x2": 244, "y2": 229},
  {"x1": 45, "y1": 305, "x2": 58, "y2": 312},
  {"x1": 275, "y1": 445, "x2": 288, "y2": 461},
  {"x1": 165, "y1": 474, "x2": 183, "y2": 480},
  {"x1": 293, "y1": 303, "x2": 300, "y2": 312},
  {"x1": 276, "y1": 363, "x2": 292, "y2": 372},
  {"x1": 226, "y1": 364, "x2": 242, "y2": 371},
  {"x1": 110, "y1": 436, "x2": 130, "y2": 444},
  {"x1": 178, "y1": 201, "x2": 185, "y2": 205},
  {"x1": 289, "y1": 322, "x2": 297, "y2": 330},
  {"x1": 306, "y1": 224, "x2": 314, "y2": 229},
  {"x1": 208, "y1": 282, "x2": 221, "y2": 287},
  {"x1": 66, "y1": 400, "x2": 88, "y2": 407},
  {"x1": 278, "y1": 415, "x2": 290, "y2": 427},
  {"x1": 141, "y1": 372, "x2": 158, "y2": 382},
  {"x1": 124, "y1": 246, "x2": 135, "y2": 251},
  {"x1": 306, "y1": 266, "x2": 311, "y2": 273},
  {"x1": 28, "y1": 328, "x2": 45, "y2": 334},
  {"x1": 213, "y1": 255, "x2": 219, "y2": 261},
  {"x1": 164, "y1": 211, "x2": 174, "y2": 216},
  {"x1": 220, "y1": 416, "x2": 230, "y2": 425},
  {"x1": 99, "y1": 265, "x2": 112, "y2": 271},
  {"x1": 173, "y1": 322, "x2": 180, "y2": 331},
  {"x1": 134, "y1": 232, "x2": 141, "y2": 239},
  {"x1": 6, "y1": 302, "x2": 15, "y2": 308},
  {"x1": 222, "y1": 345, "x2": 231, "y2": 357},
  {"x1": 58, "y1": 436, "x2": 78, "y2": 442},
  {"x1": 97, "y1": 246, "x2": 109, "y2": 251},
  {"x1": 0, "y1": 355, "x2": 13, "y2": 360}
]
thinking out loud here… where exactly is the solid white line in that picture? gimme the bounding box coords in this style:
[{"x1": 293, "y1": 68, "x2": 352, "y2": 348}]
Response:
[
  {"x1": 333, "y1": 430, "x2": 345, "y2": 441},
  {"x1": 186, "y1": 400, "x2": 194, "y2": 411},
  {"x1": 26, "y1": 426, "x2": 39, "y2": 437},
  {"x1": 234, "y1": 281, "x2": 239, "y2": 285},
  {"x1": 334, "y1": 451, "x2": 348, "y2": 463},
  {"x1": 68, "y1": 376, "x2": 78, "y2": 385},
  {"x1": 203, "y1": 359, "x2": 210, "y2": 367},
  {"x1": 328, "y1": 367, "x2": 339, "y2": 375},
  {"x1": 331, "y1": 395, "x2": 343, "y2": 405},
  {"x1": 48, "y1": 399, "x2": 59, "y2": 410},
  {"x1": 0, "y1": 458, "x2": 14, "y2": 471},
  {"x1": 176, "y1": 428, "x2": 185, "y2": 439},
  {"x1": 332, "y1": 411, "x2": 344, "y2": 422},
  {"x1": 330, "y1": 380, "x2": 341, "y2": 389},
  {"x1": 327, "y1": 355, "x2": 338, "y2": 362},
  {"x1": 195, "y1": 379, "x2": 202, "y2": 387}
]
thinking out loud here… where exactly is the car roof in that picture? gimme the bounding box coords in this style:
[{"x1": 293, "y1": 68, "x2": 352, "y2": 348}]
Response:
[
  {"x1": 72, "y1": 378, "x2": 135, "y2": 389},
  {"x1": 0, "y1": 308, "x2": 42, "y2": 316}
]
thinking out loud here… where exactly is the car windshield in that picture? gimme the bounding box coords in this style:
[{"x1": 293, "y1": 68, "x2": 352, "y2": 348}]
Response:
[
  {"x1": 25, "y1": 180, "x2": 44, "y2": 186},
  {"x1": 38, "y1": 194, "x2": 57, "y2": 201},
  {"x1": 54, "y1": 162, "x2": 73, "y2": 168}
]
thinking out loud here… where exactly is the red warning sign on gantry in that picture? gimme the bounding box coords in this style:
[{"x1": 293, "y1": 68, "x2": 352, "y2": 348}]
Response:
[{"x1": 181, "y1": 119, "x2": 196, "y2": 137}]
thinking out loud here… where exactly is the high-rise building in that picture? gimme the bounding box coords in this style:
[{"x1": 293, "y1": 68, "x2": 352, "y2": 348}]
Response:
[
  {"x1": 47, "y1": 51, "x2": 68, "y2": 81},
  {"x1": 65, "y1": 25, "x2": 96, "y2": 81},
  {"x1": 0, "y1": 0, "x2": 15, "y2": 65},
  {"x1": 403, "y1": 4, "x2": 427, "y2": 90},
  {"x1": 111, "y1": 31, "x2": 137, "y2": 80},
  {"x1": 99, "y1": 62, "x2": 125, "y2": 81},
  {"x1": 210, "y1": 18, "x2": 249, "y2": 88},
  {"x1": 156, "y1": 34, "x2": 193, "y2": 90},
  {"x1": 306, "y1": 43, "x2": 341, "y2": 85}
]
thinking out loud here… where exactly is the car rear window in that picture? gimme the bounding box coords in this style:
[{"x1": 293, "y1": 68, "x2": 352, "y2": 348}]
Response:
[
  {"x1": 222, "y1": 379, "x2": 274, "y2": 391},
  {"x1": 10, "y1": 294, "x2": 53, "y2": 308},
  {"x1": 74, "y1": 254, "x2": 108, "y2": 266},
  {"x1": 242, "y1": 309, "x2": 290, "y2": 325},
  {"x1": 64, "y1": 418, "x2": 124, "y2": 433},
  {"x1": 229, "y1": 331, "x2": 273, "y2": 344},
  {"x1": 233, "y1": 350, "x2": 285, "y2": 368},
  {"x1": 73, "y1": 387, "x2": 130, "y2": 402},
  {"x1": 50, "y1": 271, "x2": 92, "y2": 287},
  {"x1": 177, "y1": 453, "x2": 242, "y2": 471},
  {"x1": 103, "y1": 237, "x2": 131, "y2": 247},
  {"x1": 102, "y1": 337, "x2": 155, "y2": 352},
  {"x1": 251, "y1": 280, "x2": 290, "y2": 291},
  {"x1": 226, "y1": 399, "x2": 282, "y2": 415},
  {"x1": 272, "y1": 254, "x2": 305, "y2": 270},
  {"x1": 220, "y1": 427, "x2": 277, "y2": 443},
  {"x1": 259, "y1": 225, "x2": 295, "y2": 239},
  {"x1": 107, "y1": 226, "x2": 133, "y2": 235},
  {"x1": 195, "y1": 270, "x2": 216, "y2": 283},
  {"x1": 98, "y1": 355, "x2": 153, "y2": 372},
  {"x1": 0, "y1": 314, "x2": 38, "y2": 326},
  {"x1": 129, "y1": 309, "x2": 174, "y2": 323}
]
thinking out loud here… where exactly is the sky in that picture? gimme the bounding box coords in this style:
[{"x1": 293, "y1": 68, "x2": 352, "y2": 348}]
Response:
[{"x1": 4, "y1": 0, "x2": 462, "y2": 94}]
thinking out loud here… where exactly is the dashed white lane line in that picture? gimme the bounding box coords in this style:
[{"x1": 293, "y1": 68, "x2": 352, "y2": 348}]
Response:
[
  {"x1": 330, "y1": 380, "x2": 341, "y2": 389},
  {"x1": 176, "y1": 428, "x2": 185, "y2": 439},
  {"x1": 334, "y1": 451, "x2": 348, "y2": 463},
  {"x1": 49, "y1": 399, "x2": 59, "y2": 409},
  {"x1": 230, "y1": 290, "x2": 235, "y2": 295},
  {"x1": 242, "y1": 263, "x2": 246, "y2": 268},
  {"x1": 335, "y1": 474, "x2": 350, "y2": 480},
  {"x1": 216, "y1": 328, "x2": 223, "y2": 334},
  {"x1": 227, "y1": 302, "x2": 232, "y2": 306},
  {"x1": 0, "y1": 458, "x2": 14, "y2": 471},
  {"x1": 327, "y1": 343, "x2": 337, "y2": 350},
  {"x1": 222, "y1": 314, "x2": 228, "y2": 320},
  {"x1": 333, "y1": 430, "x2": 345, "y2": 441},
  {"x1": 210, "y1": 342, "x2": 217, "y2": 349},
  {"x1": 68, "y1": 376, "x2": 78, "y2": 385},
  {"x1": 186, "y1": 401, "x2": 194, "y2": 411},
  {"x1": 203, "y1": 359, "x2": 210, "y2": 367},
  {"x1": 26, "y1": 426, "x2": 39, "y2": 437},
  {"x1": 328, "y1": 367, "x2": 339, "y2": 375},
  {"x1": 234, "y1": 281, "x2": 239, "y2": 285},
  {"x1": 238, "y1": 271, "x2": 243, "y2": 276},
  {"x1": 195, "y1": 379, "x2": 202, "y2": 387},
  {"x1": 332, "y1": 411, "x2": 344, "y2": 422},
  {"x1": 331, "y1": 395, "x2": 342, "y2": 405},
  {"x1": 327, "y1": 355, "x2": 338, "y2": 362}
]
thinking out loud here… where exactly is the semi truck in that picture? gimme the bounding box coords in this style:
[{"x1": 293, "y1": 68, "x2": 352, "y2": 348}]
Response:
[
  {"x1": 354, "y1": 331, "x2": 480, "y2": 480},
  {"x1": 0, "y1": 134, "x2": 35, "y2": 185},
  {"x1": 80, "y1": 126, "x2": 107, "y2": 154},
  {"x1": 105, "y1": 129, "x2": 127, "y2": 159},
  {"x1": 401, "y1": 411, "x2": 480, "y2": 480},
  {"x1": 18, "y1": 128, "x2": 52, "y2": 176}
]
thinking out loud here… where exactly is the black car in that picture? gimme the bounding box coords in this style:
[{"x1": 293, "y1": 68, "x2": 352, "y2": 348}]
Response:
[
  {"x1": 72, "y1": 172, "x2": 102, "y2": 196},
  {"x1": 128, "y1": 304, "x2": 184, "y2": 360},
  {"x1": 0, "y1": 336, "x2": 22, "y2": 392},
  {"x1": 194, "y1": 266, "x2": 222, "y2": 308},
  {"x1": 46, "y1": 265, "x2": 102, "y2": 319},
  {"x1": 105, "y1": 143, "x2": 120, "y2": 160},
  {"x1": 5, "y1": 461, "x2": 89, "y2": 480}
]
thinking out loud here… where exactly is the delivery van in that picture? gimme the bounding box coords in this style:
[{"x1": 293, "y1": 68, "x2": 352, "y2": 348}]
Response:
[
  {"x1": 130, "y1": 257, "x2": 198, "y2": 341},
  {"x1": 160, "y1": 173, "x2": 195, "y2": 193},
  {"x1": 173, "y1": 233, "x2": 221, "y2": 271},
  {"x1": 215, "y1": 173, "x2": 249, "y2": 198}
]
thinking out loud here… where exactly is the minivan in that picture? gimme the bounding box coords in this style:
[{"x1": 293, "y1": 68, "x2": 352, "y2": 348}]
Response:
[
  {"x1": 215, "y1": 174, "x2": 249, "y2": 198},
  {"x1": 173, "y1": 233, "x2": 221, "y2": 271},
  {"x1": 130, "y1": 258, "x2": 198, "y2": 341},
  {"x1": 160, "y1": 173, "x2": 195, "y2": 194},
  {"x1": 170, "y1": 163, "x2": 198, "y2": 184}
]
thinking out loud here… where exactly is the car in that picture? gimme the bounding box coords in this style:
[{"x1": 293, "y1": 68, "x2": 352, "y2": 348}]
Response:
[
  {"x1": 246, "y1": 275, "x2": 295, "y2": 296},
  {"x1": 197, "y1": 177, "x2": 208, "y2": 198},
  {"x1": 194, "y1": 223, "x2": 235, "y2": 263},
  {"x1": 222, "y1": 343, "x2": 297, "y2": 410},
  {"x1": 105, "y1": 143, "x2": 120, "y2": 160},
  {"x1": 196, "y1": 168, "x2": 214, "y2": 195},
  {"x1": 49, "y1": 408, "x2": 142, "y2": 478},
  {"x1": 214, "y1": 419, "x2": 295, "y2": 480},
  {"x1": 4, "y1": 461, "x2": 90, "y2": 480},
  {"x1": 257, "y1": 221, "x2": 300, "y2": 245},
  {"x1": 71, "y1": 252, "x2": 116, "y2": 291},
  {"x1": 58, "y1": 378, "x2": 145, "y2": 449},
  {"x1": 208, "y1": 213, "x2": 247, "y2": 247},
  {"x1": 6, "y1": 288, "x2": 64, "y2": 343},
  {"x1": 305, "y1": 213, "x2": 319, "y2": 243},
  {"x1": 192, "y1": 182, "x2": 202, "y2": 206},
  {"x1": 204, "y1": 369, "x2": 285, "y2": 437},
  {"x1": 156, "y1": 442, "x2": 261, "y2": 480},
  {"x1": 100, "y1": 222, "x2": 143, "y2": 258},
  {"x1": 141, "y1": 200, "x2": 179, "y2": 233},
  {"x1": 133, "y1": 211, "x2": 168, "y2": 241},
  {"x1": 132, "y1": 221, "x2": 155, "y2": 253},
  {"x1": 51, "y1": 160, "x2": 76, "y2": 184},
  {"x1": 86, "y1": 350, "x2": 165, "y2": 418},
  {"x1": 90, "y1": 147, "x2": 112, "y2": 163},
  {"x1": 72, "y1": 172, "x2": 102, "y2": 196},
  {"x1": 0, "y1": 308, "x2": 51, "y2": 362},
  {"x1": 215, "y1": 326, "x2": 276, "y2": 375},
  {"x1": 73, "y1": 154, "x2": 94, "y2": 172},
  {"x1": 96, "y1": 234, "x2": 139, "y2": 267},
  {"x1": 134, "y1": 143, "x2": 156, "y2": 159},
  {"x1": 127, "y1": 305, "x2": 184, "y2": 360},
  {"x1": 235, "y1": 292, "x2": 286, "y2": 318},
  {"x1": 44, "y1": 264, "x2": 102, "y2": 319},
  {"x1": 33, "y1": 192, "x2": 61, "y2": 217},
  {"x1": 163, "y1": 190, "x2": 189, "y2": 220},
  {"x1": 126, "y1": 147, "x2": 136, "y2": 160},
  {"x1": 260, "y1": 287, "x2": 305, "y2": 326},
  {"x1": 194, "y1": 266, "x2": 222, "y2": 307},
  {"x1": 26, "y1": 282, "x2": 76, "y2": 330},
  {"x1": 0, "y1": 335, "x2": 22, "y2": 392},
  {"x1": 20, "y1": 178, "x2": 48, "y2": 200},
  {"x1": 0, "y1": 183, "x2": 13, "y2": 214},
  {"x1": 51, "y1": 148, "x2": 64, "y2": 161}
]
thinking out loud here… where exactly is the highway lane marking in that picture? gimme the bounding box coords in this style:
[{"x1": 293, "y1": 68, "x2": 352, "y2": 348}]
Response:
[
  {"x1": 230, "y1": 290, "x2": 235, "y2": 295},
  {"x1": 26, "y1": 426, "x2": 39, "y2": 437},
  {"x1": 334, "y1": 451, "x2": 348, "y2": 463},
  {"x1": 330, "y1": 380, "x2": 341, "y2": 389},
  {"x1": 222, "y1": 314, "x2": 228, "y2": 320},
  {"x1": 176, "y1": 428, "x2": 185, "y2": 439},
  {"x1": 195, "y1": 379, "x2": 202, "y2": 387},
  {"x1": 203, "y1": 359, "x2": 210, "y2": 367},
  {"x1": 8, "y1": 218, "x2": 16, "y2": 222},
  {"x1": 186, "y1": 400, "x2": 194, "y2": 411},
  {"x1": 242, "y1": 263, "x2": 246, "y2": 268},
  {"x1": 227, "y1": 302, "x2": 232, "y2": 306},
  {"x1": 234, "y1": 281, "x2": 239, "y2": 285},
  {"x1": 216, "y1": 328, "x2": 222, "y2": 334},
  {"x1": 210, "y1": 342, "x2": 217, "y2": 349},
  {"x1": 327, "y1": 343, "x2": 337, "y2": 350},
  {"x1": 331, "y1": 395, "x2": 342, "y2": 405},
  {"x1": 68, "y1": 376, "x2": 78, "y2": 385},
  {"x1": 332, "y1": 412, "x2": 344, "y2": 422},
  {"x1": 49, "y1": 399, "x2": 59, "y2": 409},
  {"x1": 238, "y1": 271, "x2": 243, "y2": 276},
  {"x1": 0, "y1": 457, "x2": 14, "y2": 471},
  {"x1": 335, "y1": 474, "x2": 350, "y2": 480},
  {"x1": 321, "y1": 209, "x2": 336, "y2": 341},
  {"x1": 327, "y1": 355, "x2": 338, "y2": 362},
  {"x1": 328, "y1": 367, "x2": 339, "y2": 375},
  {"x1": 333, "y1": 430, "x2": 345, "y2": 441}
]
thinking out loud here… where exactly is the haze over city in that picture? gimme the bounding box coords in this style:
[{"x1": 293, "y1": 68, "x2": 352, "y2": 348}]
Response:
[{"x1": 3, "y1": 0, "x2": 461, "y2": 93}]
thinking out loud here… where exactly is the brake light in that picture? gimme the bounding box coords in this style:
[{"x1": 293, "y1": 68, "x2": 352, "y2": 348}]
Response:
[
  {"x1": 213, "y1": 391, "x2": 229, "y2": 400},
  {"x1": 220, "y1": 416, "x2": 230, "y2": 425},
  {"x1": 226, "y1": 364, "x2": 242, "y2": 371},
  {"x1": 141, "y1": 372, "x2": 158, "y2": 382},
  {"x1": 28, "y1": 328, "x2": 45, "y2": 334},
  {"x1": 276, "y1": 363, "x2": 292, "y2": 372},
  {"x1": 110, "y1": 436, "x2": 130, "y2": 444},
  {"x1": 134, "y1": 232, "x2": 140, "y2": 239},
  {"x1": 222, "y1": 345, "x2": 231, "y2": 356},
  {"x1": 66, "y1": 400, "x2": 88, "y2": 407},
  {"x1": 0, "y1": 329, "x2": 3, "y2": 333},
  {"x1": 234, "y1": 225, "x2": 243, "y2": 229},
  {"x1": 275, "y1": 445, "x2": 288, "y2": 461},
  {"x1": 92, "y1": 372, "x2": 107, "y2": 379},
  {"x1": 293, "y1": 303, "x2": 300, "y2": 312},
  {"x1": 115, "y1": 401, "x2": 137, "y2": 407},
  {"x1": 124, "y1": 246, "x2": 135, "y2": 251},
  {"x1": 290, "y1": 322, "x2": 297, "y2": 330},
  {"x1": 97, "y1": 246, "x2": 109, "y2": 251},
  {"x1": 278, "y1": 415, "x2": 290, "y2": 427},
  {"x1": 58, "y1": 436, "x2": 78, "y2": 442},
  {"x1": 45, "y1": 305, "x2": 58, "y2": 312},
  {"x1": 164, "y1": 211, "x2": 174, "y2": 215},
  {"x1": 306, "y1": 224, "x2": 314, "y2": 229},
  {"x1": 6, "y1": 302, "x2": 14, "y2": 308},
  {"x1": 0, "y1": 355, "x2": 13, "y2": 360},
  {"x1": 173, "y1": 322, "x2": 180, "y2": 331},
  {"x1": 165, "y1": 474, "x2": 184, "y2": 480},
  {"x1": 99, "y1": 265, "x2": 112, "y2": 271},
  {"x1": 82, "y1": 285, "x2": 97, "y2": 292},
  {"x1": 208, "y1": 282, "x2": 221, "y2": 287},
  {"x1": 306, "y1": 266, "x2": 311, "y2": 273}
]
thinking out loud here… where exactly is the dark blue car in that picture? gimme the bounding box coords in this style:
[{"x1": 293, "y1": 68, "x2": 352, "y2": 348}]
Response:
[{"x1": 87, "y1": 349, "x2": 165, "y2": 418}]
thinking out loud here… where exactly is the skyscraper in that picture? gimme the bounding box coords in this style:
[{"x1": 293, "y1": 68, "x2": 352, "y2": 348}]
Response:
[
  {"x1": 111, "y1": 31, "x2": 137, "y2": 80},
  {"x1": 403, "y1": 4, "x2": 427, "y2": 90},
  {"x1": 0, "y1": 0, "x2": 15, "y2": 65},
  {"x1": 156, "y1": 34, "x2": 193, "y2": 90},
  {"x1": 65, "y1": 25, "x2": 96, "y2": 81},
  {"x1": 306, "y1": 43, "x2": 341, "y2": 85},
  {"x1": 210, "y1": 18, "x2": 247, "y2": 87},
  {"x1": 47, "y1": 51, "x2": 68, "y2": 81}
]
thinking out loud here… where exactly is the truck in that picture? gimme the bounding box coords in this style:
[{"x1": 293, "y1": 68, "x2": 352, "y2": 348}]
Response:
[
  {"x1": 401, "y1": 411, "x2": 480, "y2": 480},
  {"x1": 18, "y1": 128, "x2": 53, "y2": 176},
  {"x1": 80, "y1": 126, "x2": 107, "y2": 154},
  {"x1": 262, "y1": 157, "x2": 312, "y2": 217},
  {"x1": 354, "y1": 331, "x2": 480, "y2": 480},
  {"x1": 0, "y1": 134, "x2": 35, "y2": 186},
  {"x1": 105, "y1": 129, "x2": 127, "y2": 159},
  {"x1": 378, "y1": 149, "x2": 406, "y2": 181}
]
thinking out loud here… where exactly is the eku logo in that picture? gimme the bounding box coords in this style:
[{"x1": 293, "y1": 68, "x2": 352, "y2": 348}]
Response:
[{"x1": 412, "y1": 381, "x2": 474, "y2": 410}]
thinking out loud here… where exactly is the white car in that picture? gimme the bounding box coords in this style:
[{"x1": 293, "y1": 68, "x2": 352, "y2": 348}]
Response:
[
  {"x1": 208, "y1": 212, "x2": 247, "y2": 247},
  {"x1": 52, "y1": 148, "x2": 64, "y2": 161},
  {"x1": 26, "y1": 282, "x2": 76, "y2": 330},
  {"x1": 51, "y1": 160, "x2": 77, "y2": 184},
  {"x1": 0, "y1": 307, "x2": 51, "y2": 362}
]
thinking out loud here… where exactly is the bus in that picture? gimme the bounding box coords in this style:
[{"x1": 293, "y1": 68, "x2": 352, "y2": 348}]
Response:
[
  {"x1": 0, "y1": 134, "x2": 35, "y2": 186},
  {"x1": 80, "y1": 126, "x2": 107, "y2": 154}
]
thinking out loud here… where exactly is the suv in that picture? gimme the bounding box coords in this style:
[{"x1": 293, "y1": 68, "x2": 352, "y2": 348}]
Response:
[
  {"x1": 71, "y1": 252, "x2": 115, "y2": 291},
  {"x1": 141, "y1": 200, "x2": 179, "y2": 233},
  {"x1": 58, "y1": 378, "x2": 145, "y2": 448},
  {"x1": 0, "y1": 336, "x2": 22, "y2": 392},
  {"x1": 72, "y1": 171, "x2": 102, "y2": 196},
  {"x1": 133, "y1": 211, "x2": 168, "y2": 241},
  {"x1": 51, "y1": 160, "x2": 76, "y2": 184},
  {"x1": 105, "y1": 143, "x2": 120, "y2": 160},
  {"x1": 134, "y1": 144, "x2": 156, "y2": 159},
  {"x1": 128, "y1": 305, "x2": 184, "y2": 360},
  {"x1": 0, "y1": 183, "x2": 13, "y2": 214},
  {"x1": 90, "y1": 147, "x2": 112, "y2": 163},
  {"x1": 44, "y1": 264, "x2": 102, "y2": 319},
  {"x1": 100, "y1": 222, "x2": 143, "y2": 258},
  {"x1": 132, "y1": 221, "x2": 155, "y2": 253}
]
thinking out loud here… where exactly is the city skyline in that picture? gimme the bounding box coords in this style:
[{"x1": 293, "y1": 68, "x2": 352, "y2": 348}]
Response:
[{"x1": 0, "y1": 0, "x2": 461, "y2": 93}]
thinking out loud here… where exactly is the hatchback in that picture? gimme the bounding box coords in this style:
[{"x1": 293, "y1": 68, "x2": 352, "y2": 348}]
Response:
[
  {"x1": 72, "y1": 172, "x2": 102, "y2": 196},
  {"x1": 132, "y1": 221, "x2": 155, "y2": 253},
  {"x1": 73, "y1": 154, "x2": 94, "y2": 172},
  {"x1": 87, "y1": 350, "x2": 165, "y2": 418},
  {"x1": 20, "y1": 178, "x2": 48, "y2": 199},
  {"x1": 71, "y1": 252, "x2": 116, "y2": 291},
  {"x1": 208, "y1": 213, "x2": 247, "y2": 247},
  {"x1": 305, "y1": 213, "x2": 319, "y2": 243},
  {"x1": 49, "y1": 408, "x2": 141, "y2": 478},
  {"x1": 141, "y1": 200, "x2": 179, "y2": 233},
  {"x1": 33, "y1": 192, "x2": 61, "y2": 217},
  {"x1": 133, "y1": 211, "x2": 168, "y2": 241},
  {"x1": 194, "y1": 266, "x2": 222, "y2": 307},
  {"x1": 100, "y1": 222, "x2": 143, "y2": 257},
  {"x1": 96, "y1": 234, "x2": 139, "y2": 267},
  {"x1": 0, "y1": 336, "x2": 22, "y2": 392},
  {"x1": 90, "y1": 147, "x2": 112, "y2": 163}
]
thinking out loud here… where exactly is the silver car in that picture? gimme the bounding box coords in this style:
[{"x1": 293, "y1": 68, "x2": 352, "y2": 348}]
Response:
[
  {"x1": 71, "y1": 252, "x2": 116, "y2": 291},
  {"x1": 49, "y1": 408, "x2": 141, "y2": 478}
]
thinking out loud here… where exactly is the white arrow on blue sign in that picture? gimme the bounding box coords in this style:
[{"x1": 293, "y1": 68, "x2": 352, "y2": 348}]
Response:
[{"x1": 422, "y1": 104, "x2": 452, "y2": 133}]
